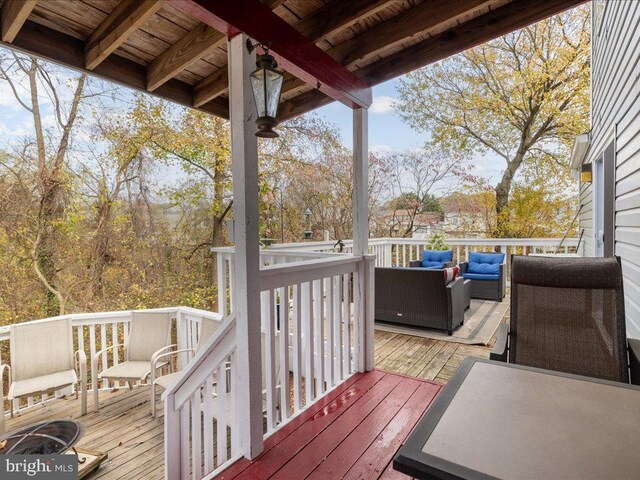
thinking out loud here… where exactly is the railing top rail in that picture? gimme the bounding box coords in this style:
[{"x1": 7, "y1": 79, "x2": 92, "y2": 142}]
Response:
[
  {"x1": 260, "y1": 255, "x2": 363, "y2": 291},
  {"x1": 0, "y1": 306, "x2": 221, "y2": 341},
  {"x1": 213, "y1": 237, "x2": 580, "y2": 252},
  {"x1": 260, "y1": 250, "x2": 347, "y2": 258}
]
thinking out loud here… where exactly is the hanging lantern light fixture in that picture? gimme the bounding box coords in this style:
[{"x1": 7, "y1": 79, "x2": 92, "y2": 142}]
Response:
[{"x1": 249, "y1": 46, "x2": 284, "y2": 138}]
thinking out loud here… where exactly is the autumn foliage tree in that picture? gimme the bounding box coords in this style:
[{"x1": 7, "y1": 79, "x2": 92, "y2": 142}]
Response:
[
  {"x1": 384, "y1": 147, "x2": 469, "y2": 237},
  {"x1": 396, "y1": 5, "x2": 590, "y2": 236},
  {"x1": 0, "y1": 53, "x2": 87, "y2": 315}
]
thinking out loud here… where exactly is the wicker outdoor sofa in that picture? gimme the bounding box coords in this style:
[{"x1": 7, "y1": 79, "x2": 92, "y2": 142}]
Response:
[{"x1": 375, "y1": 267, "x2": 466, "y2": 335}]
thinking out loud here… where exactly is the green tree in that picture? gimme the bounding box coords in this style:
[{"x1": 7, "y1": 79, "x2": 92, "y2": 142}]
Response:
[
  {"x1": 421, "y1": 194, "x2": 442, "y2": 213},
  {"x1": 396, "y1": 5, "x2": 590, "y2": 236}
]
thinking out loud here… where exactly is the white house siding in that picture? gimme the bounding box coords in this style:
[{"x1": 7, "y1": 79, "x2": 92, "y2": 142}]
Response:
[
  {"x1": 581, "y1": 1, "x2": 640, "y2": 337},
  {"x1": 579, "y1": 181, "x2": 593, "y2": 255}
]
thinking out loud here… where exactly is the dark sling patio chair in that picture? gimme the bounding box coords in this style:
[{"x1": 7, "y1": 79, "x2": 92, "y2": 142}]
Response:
[{"x1": 491, "y1": 255, "x2": 640, "y2": 384}]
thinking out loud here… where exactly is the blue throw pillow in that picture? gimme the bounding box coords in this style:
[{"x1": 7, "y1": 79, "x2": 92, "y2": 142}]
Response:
[
  {"x1": 467, "y1": 252, "x2": 505, "y2": 275},
  {"x1": 421, "y1": 249, "x2": 453, "y2": 268}
]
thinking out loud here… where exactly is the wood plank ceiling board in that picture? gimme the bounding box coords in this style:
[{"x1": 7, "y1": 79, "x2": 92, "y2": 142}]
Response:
[
  {"x1": 30, "y1": 1, "x2": 106, "y2": 39},
  {"x1": 147, "y1": 0, "x2": 288, "y2": 96},
  {"x1": 358, "y1": 0, "x2": 586, "y2": 85},
  {"x1": 146, "y1": 21, "x2": 225, "y2": 91},
  {"x1": 81, "y1": 0, "x2": 122, "y2": 12},
  {"x1": 3, "y1": 19, "x2": 230, "y2": 118}
]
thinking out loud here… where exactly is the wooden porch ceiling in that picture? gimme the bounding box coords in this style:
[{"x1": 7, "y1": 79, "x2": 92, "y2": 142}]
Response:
[{"x1": 0, "y1": 0, "x2": 586, "y2": 121}]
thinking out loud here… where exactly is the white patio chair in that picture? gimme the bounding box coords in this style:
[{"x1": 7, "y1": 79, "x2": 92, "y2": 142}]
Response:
[
  {"x1": 0, "y1": 318, "x2": 87, "y2": 434},
  {"x1": 93, "y1": 311, "x2": 173, "y2": 412},
  {"x1": 150, "y1": 317, "x2": 221, "y2": 416}
]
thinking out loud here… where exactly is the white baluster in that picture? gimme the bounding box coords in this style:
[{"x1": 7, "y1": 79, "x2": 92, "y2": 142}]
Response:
[
  {"x1": 278, "y1": 287, "x2": 290, "y2": 421},
  {"x1": 313, "y1": 279, "x2": 324, "y2": 398}
]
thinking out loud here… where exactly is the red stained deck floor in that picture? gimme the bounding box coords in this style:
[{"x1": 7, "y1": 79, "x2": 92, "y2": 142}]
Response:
[{"x1": 215, "y1": 369, "x2": 442, "y2": 480}]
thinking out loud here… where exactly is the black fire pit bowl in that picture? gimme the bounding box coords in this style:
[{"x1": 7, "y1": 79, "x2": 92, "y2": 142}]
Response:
[{"x1": 0, "y1": 419, "x2": 84, "y2": 455}]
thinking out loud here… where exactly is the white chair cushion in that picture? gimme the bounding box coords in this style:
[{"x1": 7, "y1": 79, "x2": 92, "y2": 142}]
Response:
[
  {"x1": 99, "y1": 361, "x2": 166, "y2": 381},
  {"x1": 8, "y1": 369, "x2": 77, "y2": 400},
  {"x1": 154, "y1": 372, "x2": 179, "y2": 390}
]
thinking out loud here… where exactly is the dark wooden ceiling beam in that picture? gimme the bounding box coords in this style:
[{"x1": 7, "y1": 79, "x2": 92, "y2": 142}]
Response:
[
  {"x1": 1, "y1": 0, "x2": 37, "y2": 43},
  {"x1": 191, "y1": 0, "x2": 390, "y2": 109},
  {"x1": 280, "y1": 0, "x2": 493, "y2": 97},
  {"x1": 278, "y1": 89, "x2": 335, "y2": 121},
  {"x1": 85, "y1": 0, "x2": 165, "y2": 70},
  {"x1": 359, "y1": 0, "x2": 588, "y2": 85},
  {"x1": 3, "y1": 19, "x2": 229, "y2": 118},
  {"x1": 194, "y1": 68, "x2": 228, "y2": 107},
  {"x1": 279, "y1": 0, "x2": 588, "y2": 120}
]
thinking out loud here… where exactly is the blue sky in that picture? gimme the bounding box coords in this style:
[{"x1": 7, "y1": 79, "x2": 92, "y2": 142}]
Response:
[{"x1": 312, "y1": 77, "x2": 505, "y2": 185}]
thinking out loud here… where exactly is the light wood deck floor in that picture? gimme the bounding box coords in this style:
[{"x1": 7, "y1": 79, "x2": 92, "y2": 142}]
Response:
[
  {"x1": 375, "y1": 296, "x2": 510, "y2": 384},
  {"x1": 5, "y1": 386, "x2": 165, "y2": 480}
]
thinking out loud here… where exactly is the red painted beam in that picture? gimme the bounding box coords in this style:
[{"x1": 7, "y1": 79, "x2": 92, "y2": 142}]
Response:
[{"x1": 169, "y1": 0, "x2": 372, "y2": 109}]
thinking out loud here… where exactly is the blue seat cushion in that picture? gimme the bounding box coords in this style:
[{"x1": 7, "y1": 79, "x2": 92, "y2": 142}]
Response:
[
  {"x1": 421, "y1": 250, "x2": 453, "y2": 269},
  {"x1": 463, "y1": 272, "x2": 500, "y2": 281},
  {"x1": 467, "y1": 252, "x2": 505, "y2": 275}
]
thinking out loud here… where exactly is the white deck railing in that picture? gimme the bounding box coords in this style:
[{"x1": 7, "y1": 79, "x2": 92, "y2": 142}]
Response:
[
  {"x1": 212, "y1": 237, "x2": 581, "y2": 308},
  {"x1": 256, "y1": 237, "x2": 581, "y2": 262},
  {"x1": 163, "y1": 313, "x2": 239, "y2": 479},
  {"x1": 0, "y1": 307, "x2": 222, "y2": 413},
  {"x1": 163, "y1": 254, "x2": 375, "y2": 478}
]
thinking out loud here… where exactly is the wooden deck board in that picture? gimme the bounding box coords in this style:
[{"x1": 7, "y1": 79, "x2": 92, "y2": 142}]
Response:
[
  {"x1": 214, "y1": 370, "x2": 441, "y2": 480},
  {"x1": 375, "y1": 296, "x2": 510, "y2": 383},
  {"x1": 4, "y1": 386, "x2": 165, "y2": 480}
]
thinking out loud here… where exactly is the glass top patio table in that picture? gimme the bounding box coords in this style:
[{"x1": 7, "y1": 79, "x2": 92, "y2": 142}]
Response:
[{"x1": 394, "y1": 358, "x2": 640, "y2": 480}]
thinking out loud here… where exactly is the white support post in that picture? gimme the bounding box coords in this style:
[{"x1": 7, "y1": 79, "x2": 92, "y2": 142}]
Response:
[
  {"x1": 228, "y1": 33, "x2": 264, "y2": 460},
  {"x1": 364, "y1": 255, "x2": 375, "y2": 370},
  {"x1": 352, "y1": 108, "x2": 368, "y2": 257},
  {"x1": 352, "y1": 108, "x2": 374, "y2": 371}
]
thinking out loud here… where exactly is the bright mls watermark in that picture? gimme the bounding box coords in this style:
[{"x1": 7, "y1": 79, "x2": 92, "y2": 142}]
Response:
[{"x1": 1, "y1": 455, "x2": 77, "y2": 479}]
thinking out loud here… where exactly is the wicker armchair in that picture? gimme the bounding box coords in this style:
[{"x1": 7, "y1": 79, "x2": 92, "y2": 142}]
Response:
[
  {"x1": 491, "y1": 255, "x2": 640, "y2": 384},
  {"x1": 375, "y1": 267, "x2": 465, "y2": 335},
  {"x1": 460, "y1": 252, "x2": 506, "y2": 301}
]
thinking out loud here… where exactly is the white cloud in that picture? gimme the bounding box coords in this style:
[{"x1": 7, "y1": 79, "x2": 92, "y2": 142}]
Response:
[
  {"x1": 371, "y1": 144, "x2": 394, "y2": 155},
  {"x1": 370, "y1": 96, "x2": 396, "y2": 114}
]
